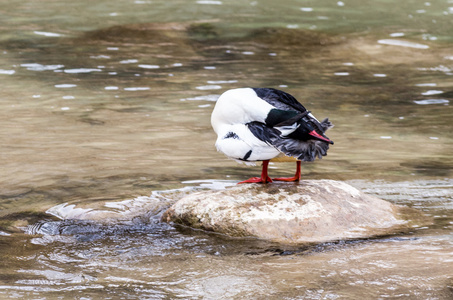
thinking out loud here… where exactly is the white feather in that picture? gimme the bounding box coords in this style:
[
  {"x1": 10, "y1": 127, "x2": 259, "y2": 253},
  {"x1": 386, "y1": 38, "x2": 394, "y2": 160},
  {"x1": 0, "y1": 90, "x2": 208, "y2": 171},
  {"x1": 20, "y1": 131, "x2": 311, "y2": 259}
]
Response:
[
  {"x1": 308, "y1": 112, "x2": 319, "y2": 123},
  {"x1": 275, "y1": 123, "x2": 300, "y2": 137}
]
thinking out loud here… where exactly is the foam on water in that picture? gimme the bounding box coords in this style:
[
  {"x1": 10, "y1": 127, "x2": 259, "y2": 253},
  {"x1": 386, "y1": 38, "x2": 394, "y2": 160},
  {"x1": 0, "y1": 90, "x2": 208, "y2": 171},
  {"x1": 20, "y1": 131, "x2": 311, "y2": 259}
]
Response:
[
  {"x1": 421, "y1": 90, "x2": 443, "y2": 95},
  {"x1": 196, "y1": 0, "x2": 223, "y2": 4},
  {"x1": 196, "y1": 85, "x2": 222, "y2": 90},
  {"x1": 414, "y1": 99, "x2": 449, "y2": 105},
  {"x1": 33, "y1": 31, "x2": 63, "y2": 37},
  {"x1": 180, "y1": 95, "x2": 220, "y2": 101},
  {"x1": 377, "y1": 39, "x2": 429, "y2": 49},
  {"x1": 138, "y1": 64, "x2": 160, "y2": 69},
  {"x1": 124, "y1": 87, "x2": 150, "y2": 91},
  {"x1": 120, "y1": 59, "x2": 138, "y2": 64},
  {"x1": 0, "y1": 69, "x2": 15, "y2": 75},
  {"x1": 54, "y1": 84, "x2": 77, "y2": 88},
  {"x1": 64, "y1": 68, "x2": 102, "y2": 74},
  {"x1": 21, "y1": 63, "x2": 64, "y2": 71}
]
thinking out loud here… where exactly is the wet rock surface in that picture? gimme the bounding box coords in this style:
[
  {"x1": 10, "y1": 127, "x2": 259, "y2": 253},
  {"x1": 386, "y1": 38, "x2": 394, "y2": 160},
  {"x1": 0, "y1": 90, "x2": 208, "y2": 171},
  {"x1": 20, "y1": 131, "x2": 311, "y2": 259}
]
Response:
[{"x1": 162, "y1": 180, "x2": 425, "y2": 244}]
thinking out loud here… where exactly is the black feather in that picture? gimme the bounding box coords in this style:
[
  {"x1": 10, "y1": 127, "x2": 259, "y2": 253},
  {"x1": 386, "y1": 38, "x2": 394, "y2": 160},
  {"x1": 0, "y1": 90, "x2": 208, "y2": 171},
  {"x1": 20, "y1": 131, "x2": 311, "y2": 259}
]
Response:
[
  {"x1": 223, "y1": 132, "x2": 239, "y2": 139},
  {"x1": 253, "y1": 88, "x2": 307, "y2": 112},
  {"x1": 320, "y1": 118, "x2": 334, "y2": 131},
  {"x1": 247, "y1": 122, "x2": 330, "y2": 162},
  {"x1": 246, "y1": 121, "x2": 280, "y2": 145}
]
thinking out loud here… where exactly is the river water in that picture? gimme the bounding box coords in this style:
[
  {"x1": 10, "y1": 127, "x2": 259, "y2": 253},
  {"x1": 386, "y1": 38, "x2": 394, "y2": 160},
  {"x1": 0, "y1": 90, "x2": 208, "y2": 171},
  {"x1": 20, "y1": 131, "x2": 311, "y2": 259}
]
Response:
[{"x1": 1, "y1": 0, "x2": 453, "y2": 299}]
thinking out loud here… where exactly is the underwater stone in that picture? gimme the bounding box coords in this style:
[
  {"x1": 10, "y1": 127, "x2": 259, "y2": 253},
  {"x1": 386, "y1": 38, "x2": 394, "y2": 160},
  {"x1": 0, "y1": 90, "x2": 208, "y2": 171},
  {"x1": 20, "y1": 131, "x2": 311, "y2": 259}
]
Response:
[{"x1": 162, "y1": 180, "x2": 424, "y2": 244}]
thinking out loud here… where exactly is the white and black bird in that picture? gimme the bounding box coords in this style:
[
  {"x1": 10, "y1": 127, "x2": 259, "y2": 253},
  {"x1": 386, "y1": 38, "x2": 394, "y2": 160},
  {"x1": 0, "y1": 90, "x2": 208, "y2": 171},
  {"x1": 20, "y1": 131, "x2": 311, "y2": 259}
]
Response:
[{"x1": 211, "y1": 87, "x2": 334, "y2": 183}]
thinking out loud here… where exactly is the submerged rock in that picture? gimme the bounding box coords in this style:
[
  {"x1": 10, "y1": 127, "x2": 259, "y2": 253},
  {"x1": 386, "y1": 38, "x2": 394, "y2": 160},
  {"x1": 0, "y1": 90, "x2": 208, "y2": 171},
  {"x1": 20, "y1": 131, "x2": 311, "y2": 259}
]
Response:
[{"x1": 162, "y1": 180, "x2": 425, "y2": 244}]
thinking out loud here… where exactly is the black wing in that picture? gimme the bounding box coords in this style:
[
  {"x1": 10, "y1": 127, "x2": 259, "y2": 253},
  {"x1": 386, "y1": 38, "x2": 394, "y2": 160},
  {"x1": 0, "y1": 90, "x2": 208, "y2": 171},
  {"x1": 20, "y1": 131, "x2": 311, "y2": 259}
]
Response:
[{"x1": 252, "y1": 88, "x2": 307, "y2": 113}]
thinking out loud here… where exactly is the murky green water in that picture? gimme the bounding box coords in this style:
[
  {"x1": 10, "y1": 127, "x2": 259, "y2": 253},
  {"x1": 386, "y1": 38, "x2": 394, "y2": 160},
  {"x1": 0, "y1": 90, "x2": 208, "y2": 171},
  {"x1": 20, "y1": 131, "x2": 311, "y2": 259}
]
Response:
[{"x1": 1, "y1": 0, "x2": 453, "y2": 299}]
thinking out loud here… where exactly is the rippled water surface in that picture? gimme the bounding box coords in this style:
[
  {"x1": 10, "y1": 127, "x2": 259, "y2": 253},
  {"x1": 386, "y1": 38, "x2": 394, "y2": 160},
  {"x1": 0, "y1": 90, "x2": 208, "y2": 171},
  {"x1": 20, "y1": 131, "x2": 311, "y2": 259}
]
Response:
[{"x1": 1, "y1": 0, "x2": 453, "y2": 299}]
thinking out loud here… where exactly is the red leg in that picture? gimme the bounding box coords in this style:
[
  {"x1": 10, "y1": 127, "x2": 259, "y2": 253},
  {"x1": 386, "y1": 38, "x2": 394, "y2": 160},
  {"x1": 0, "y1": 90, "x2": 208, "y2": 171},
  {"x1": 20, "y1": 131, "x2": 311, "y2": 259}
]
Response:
[
  {"x1": 238, "y1": 160, "x2": 273, "y2": 184},
  {"x1": 273, "y1": 161, "x2": 301, "y2": 182}
]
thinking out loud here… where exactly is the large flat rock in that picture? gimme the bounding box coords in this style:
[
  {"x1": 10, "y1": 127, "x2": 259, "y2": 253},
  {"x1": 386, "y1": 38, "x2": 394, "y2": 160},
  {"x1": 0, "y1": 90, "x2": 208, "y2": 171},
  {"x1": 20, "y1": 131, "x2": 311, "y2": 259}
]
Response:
[{"x1": 162, "y1": 180, "x2": 425, "y2": 244}]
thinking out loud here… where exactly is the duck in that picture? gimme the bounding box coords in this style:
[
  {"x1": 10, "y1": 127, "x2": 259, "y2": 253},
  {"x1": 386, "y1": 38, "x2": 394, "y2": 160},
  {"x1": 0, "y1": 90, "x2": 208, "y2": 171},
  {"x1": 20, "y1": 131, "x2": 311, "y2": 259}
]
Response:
[{"x1": 211, "y1": 87, "x2": 333, "y2": 183}]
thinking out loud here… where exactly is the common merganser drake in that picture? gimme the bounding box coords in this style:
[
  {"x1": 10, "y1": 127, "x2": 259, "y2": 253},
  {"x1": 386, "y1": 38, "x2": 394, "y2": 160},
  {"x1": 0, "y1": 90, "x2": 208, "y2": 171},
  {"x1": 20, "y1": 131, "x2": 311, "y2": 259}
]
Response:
[{"x1": 211, "y1": 87, "x2": 334, "y2": 183}]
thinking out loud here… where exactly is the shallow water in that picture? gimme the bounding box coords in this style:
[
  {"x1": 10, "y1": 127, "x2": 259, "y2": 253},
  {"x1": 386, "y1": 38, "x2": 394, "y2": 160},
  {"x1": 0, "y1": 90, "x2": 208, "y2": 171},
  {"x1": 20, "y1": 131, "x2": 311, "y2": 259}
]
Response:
[{"x1": 1, "y1": 0, "x2": 453, "y2": 299}]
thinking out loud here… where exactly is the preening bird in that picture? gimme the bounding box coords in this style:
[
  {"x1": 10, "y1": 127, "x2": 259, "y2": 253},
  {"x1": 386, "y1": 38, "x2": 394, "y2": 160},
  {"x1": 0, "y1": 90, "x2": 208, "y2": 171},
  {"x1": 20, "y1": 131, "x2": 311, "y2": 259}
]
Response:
[{"x1": 211, "y1": 87, "x2": 333, "y2": 183}]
